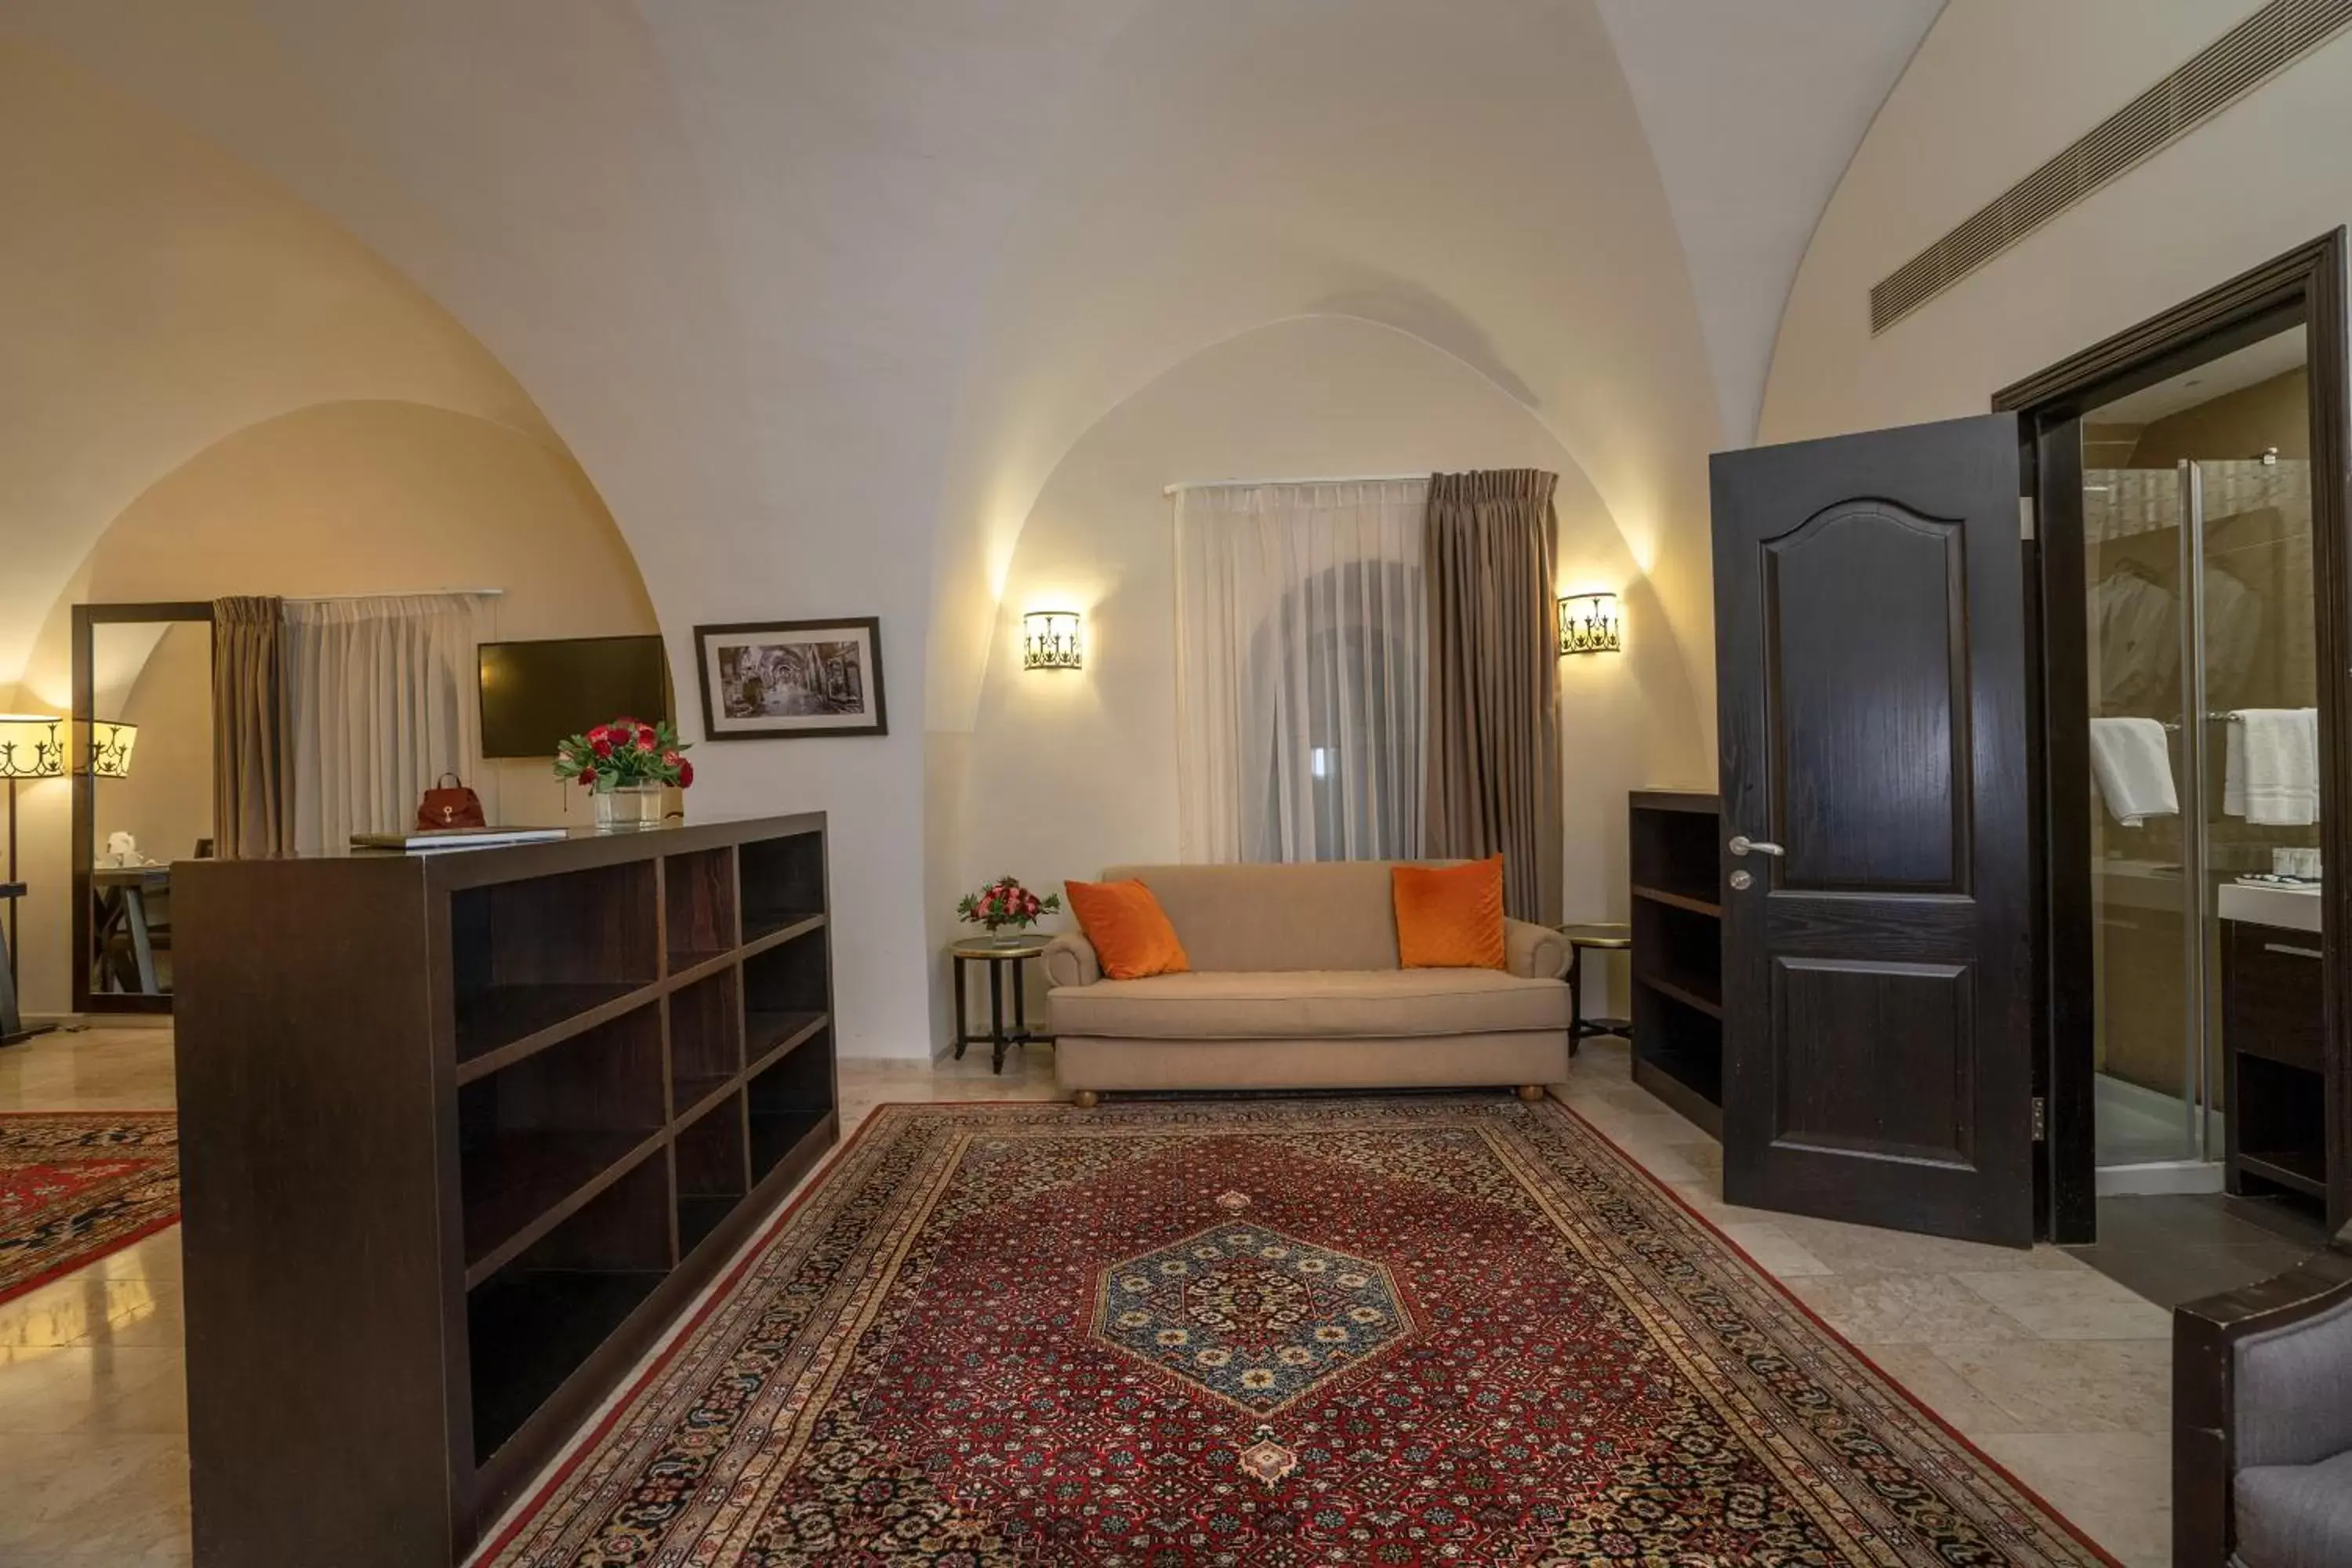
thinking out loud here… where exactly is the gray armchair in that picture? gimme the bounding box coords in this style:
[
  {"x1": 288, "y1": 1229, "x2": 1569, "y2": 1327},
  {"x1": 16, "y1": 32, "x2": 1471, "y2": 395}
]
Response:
[{"x1": 2176, "y1": 1223, "x2": 2352, "y2": 1567}]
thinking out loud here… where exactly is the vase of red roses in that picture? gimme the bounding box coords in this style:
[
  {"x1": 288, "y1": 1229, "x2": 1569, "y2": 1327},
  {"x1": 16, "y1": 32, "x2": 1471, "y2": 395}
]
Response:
[
  {"x1": 956, "y1": 875, "x2": 1062, "y2": 944},
  {"x1": 554, "y1": 716, "x2": 693, "y2": 829}
]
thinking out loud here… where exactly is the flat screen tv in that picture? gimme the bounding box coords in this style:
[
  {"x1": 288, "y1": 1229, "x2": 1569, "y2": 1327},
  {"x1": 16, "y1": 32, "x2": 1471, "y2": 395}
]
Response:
[{"x1": 478, "y1": 635, "x2": 672, "y2": 759}]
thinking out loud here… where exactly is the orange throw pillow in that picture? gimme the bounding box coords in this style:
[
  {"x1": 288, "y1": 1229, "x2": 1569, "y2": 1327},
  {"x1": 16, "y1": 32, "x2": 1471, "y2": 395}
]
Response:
[
  {"x1": 1392, "y1": 856, "x2": 1508, "y2": 970},
  {"x1": 1064, "y1": 879, "x2": 1191, "y2": 980}
]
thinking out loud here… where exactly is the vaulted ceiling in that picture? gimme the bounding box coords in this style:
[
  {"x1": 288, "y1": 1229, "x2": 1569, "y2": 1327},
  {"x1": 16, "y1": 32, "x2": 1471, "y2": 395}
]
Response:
[
  {"x1": 1595, "y1": 0, "x2": 1946, "y2": 442},
  {"x1": 0, "y1": 0, "x2": 1946, "y2": 1044},
  {"x1": 3, "y1": 0, "x2": 1942, "y2": 672}
]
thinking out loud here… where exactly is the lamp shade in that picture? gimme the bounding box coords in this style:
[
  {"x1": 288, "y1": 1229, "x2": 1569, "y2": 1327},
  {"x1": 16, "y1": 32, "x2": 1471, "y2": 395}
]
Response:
[
  {"x1": 1557, "y1": 593, "x2": 1624, "y2": 655},
  {"x1": 1022, "y1": 611, "x2": 1083, "y2": 670},
  {"x1": 89, "y1": 720, "x2": 138, "y2": 779},
  {"x1": 0, "y1": 715, "x2": 64, "y2": 779}
]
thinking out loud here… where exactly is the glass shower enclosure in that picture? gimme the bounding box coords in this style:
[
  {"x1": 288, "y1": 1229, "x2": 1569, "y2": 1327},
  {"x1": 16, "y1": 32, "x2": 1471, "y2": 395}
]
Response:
[{"x1": 2083, "y1": 329, "x2": 2318, "y2": 1187}]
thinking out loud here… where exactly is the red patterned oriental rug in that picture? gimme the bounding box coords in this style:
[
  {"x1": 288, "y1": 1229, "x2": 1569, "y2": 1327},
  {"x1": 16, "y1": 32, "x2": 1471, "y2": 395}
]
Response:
[
  {"x1": 488, "y1": 1098, "x2": 2115, "y2": 1566},
  {"x1": 0, "y1": 1111, "x2": 179, "y2": 1304}
]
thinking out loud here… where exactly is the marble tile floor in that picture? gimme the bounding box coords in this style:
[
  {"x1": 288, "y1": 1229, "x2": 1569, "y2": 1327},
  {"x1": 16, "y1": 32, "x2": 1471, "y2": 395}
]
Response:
[{"x1": 0, "y1": 1028, "x2": 2172, "y2": 1566}]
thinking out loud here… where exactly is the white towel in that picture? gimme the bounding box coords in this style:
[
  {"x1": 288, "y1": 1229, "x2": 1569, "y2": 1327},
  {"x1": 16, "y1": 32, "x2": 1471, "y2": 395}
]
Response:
[
  {"x1": 2224, "y1": 708, "x2": 2320, "y2": 826},
  {"x1": 2089, "y1": 717, "x2": 2178, "y2": 827}
]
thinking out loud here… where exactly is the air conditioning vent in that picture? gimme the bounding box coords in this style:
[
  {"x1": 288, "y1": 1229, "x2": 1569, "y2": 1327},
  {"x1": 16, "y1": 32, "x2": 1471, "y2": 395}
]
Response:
[{"x1": 1870, "y1": 0, "x2": 2352, "y2": 335}]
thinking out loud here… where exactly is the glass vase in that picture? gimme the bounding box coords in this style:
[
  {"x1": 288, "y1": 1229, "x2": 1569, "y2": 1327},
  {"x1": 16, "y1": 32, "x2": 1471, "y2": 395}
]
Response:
[{"x1": 593, "y1": 780, "x2": 663, "y2": 830}]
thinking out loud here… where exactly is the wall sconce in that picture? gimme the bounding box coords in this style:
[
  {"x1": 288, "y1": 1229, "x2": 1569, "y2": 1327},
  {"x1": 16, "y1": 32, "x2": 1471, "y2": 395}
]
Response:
[
  {"x1": 1023, "y1": 611, "x2": 1083, "y2": 670},
  {"x1": 1557, "y1": 593, "x2": 1623, "y2": 655},
  {"x1": 89, "y1": 720, "x2": 139, "y2": 779}
]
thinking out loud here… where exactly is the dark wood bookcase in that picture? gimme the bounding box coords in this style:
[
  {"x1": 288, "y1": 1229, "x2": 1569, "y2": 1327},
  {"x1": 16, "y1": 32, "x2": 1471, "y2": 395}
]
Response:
[
  {"x1": 172, "y1": 814, "x2": 838, "y2": 1566},
  {"x1": 1629, "y1": 791, "x2": 1724, "y2": 1137}
]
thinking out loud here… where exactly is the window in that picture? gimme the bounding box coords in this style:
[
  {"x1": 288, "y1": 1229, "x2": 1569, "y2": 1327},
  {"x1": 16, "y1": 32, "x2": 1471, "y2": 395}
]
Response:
[{"x1": 1174, "y1": 481, "x2": 1426, "y2": 862}]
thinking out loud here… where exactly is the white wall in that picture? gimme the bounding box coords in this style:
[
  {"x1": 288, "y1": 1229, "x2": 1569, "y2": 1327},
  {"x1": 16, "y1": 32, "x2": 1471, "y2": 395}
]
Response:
[
  {"x1": 960, "y1": 316, "x2": 1708, "y2": 1014},
  {"x1": 1762, "y1": 0, "x2": 2350, "y2": 445}
]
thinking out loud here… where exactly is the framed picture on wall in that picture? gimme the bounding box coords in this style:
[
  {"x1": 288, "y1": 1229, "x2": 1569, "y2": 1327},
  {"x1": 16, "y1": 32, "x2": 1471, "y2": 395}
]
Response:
[{"x1": 692, "y1": 617, "x2": 888, "y2": 740}]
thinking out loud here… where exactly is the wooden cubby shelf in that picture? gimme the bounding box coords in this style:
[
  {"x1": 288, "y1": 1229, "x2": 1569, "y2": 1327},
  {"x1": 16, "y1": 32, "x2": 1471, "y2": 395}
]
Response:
[
  {"x1": 747, "y1": 1010, "x2": 829, "y2": 1074},
  {"x1": 176, "y1": 814, "x2": 838, "y2": 1567},
  {"x1": 1632, "y1": 884, "x2": 1722, "y2": 919},
  {"x1": 668, "y1": 968, "x2": 744, "y2": 1118},
  {"x1": 1629, "y1": 792, "x2": 1725, "y2": 1138},
  {"x1": 739, "y1": 833, "x2": 828, "y2": 949},
  {"x1": 663, "y1": 845, "x2": 739, "y2": 972}
]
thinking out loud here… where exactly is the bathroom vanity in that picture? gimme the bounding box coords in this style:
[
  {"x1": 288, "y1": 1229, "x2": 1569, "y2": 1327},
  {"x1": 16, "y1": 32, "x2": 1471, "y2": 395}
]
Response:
[{"x1": 2218, "y1": 882, "x2": 2329, "y2": 1210}]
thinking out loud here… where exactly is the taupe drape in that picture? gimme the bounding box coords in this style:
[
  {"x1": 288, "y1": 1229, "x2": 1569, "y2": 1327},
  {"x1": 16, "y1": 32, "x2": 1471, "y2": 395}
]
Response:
[
  {"x1": 211, "y1": 596, "x2": 292, "y2": 858},
  {"x1": 1424, "y1": 470, "x2": 1563, "y2": 923}
]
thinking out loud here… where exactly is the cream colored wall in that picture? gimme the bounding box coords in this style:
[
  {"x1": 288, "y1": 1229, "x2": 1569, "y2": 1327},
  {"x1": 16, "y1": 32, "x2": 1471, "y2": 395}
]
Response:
[
  {"x1": 0, "y1": 39, "x2": 559, "y2": 680},
  {"x1": 5, "y1": 401, "x2": 658, "y2": 1016},
  {"x1": 0, "y1": 45, "x2": 657, "y2": 1017},
  {"x1": 2132, "y1": 368, "x2": 2310, "y2": 469},
  {"x1": 960, "y1": 317, "x2": 1705, "y2": 1017},
  {"x1": 1761, "y1": 1, "x2": 2350, "y2": 446}
]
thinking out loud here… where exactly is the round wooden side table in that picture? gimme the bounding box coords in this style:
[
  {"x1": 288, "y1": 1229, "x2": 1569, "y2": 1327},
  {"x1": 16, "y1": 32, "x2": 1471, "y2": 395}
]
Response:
[
  {"x1": 949, "y1": 935, "x2": 1054, "y2": 1074},
  {"x1": 1558, "y1": 921, "x2": 1632, "y2": 1054}
]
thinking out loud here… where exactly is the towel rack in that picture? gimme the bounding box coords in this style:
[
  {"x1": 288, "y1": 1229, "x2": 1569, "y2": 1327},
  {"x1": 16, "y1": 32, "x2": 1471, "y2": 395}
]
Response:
[{"x1": 2158, "y1": 713, "x2": 2244, "y2": 731}]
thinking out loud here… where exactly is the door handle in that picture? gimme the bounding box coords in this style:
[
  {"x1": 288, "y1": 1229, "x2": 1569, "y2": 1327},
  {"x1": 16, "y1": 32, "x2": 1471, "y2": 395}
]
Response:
[{"x1": 1728, "y1": 835, "x2": 1784, "y2": 858}]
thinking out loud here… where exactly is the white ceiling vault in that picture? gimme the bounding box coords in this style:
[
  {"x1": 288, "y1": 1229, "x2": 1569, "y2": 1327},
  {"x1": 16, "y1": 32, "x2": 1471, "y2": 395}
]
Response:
[
  {"x1": 1594, "y1": 0, "x2": 1947, "y2": 443},
  {"x1": 0, "y1": 0, "x2": 1949, "y2": 1051},
  {"x1": 0, "y1": 0, "x2": 1947, "y2": 684}
]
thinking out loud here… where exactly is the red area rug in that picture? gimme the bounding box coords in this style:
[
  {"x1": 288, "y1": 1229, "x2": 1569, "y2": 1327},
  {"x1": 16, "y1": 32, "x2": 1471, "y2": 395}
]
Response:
[
  {"x1": 488, "y1": 1098, "x2": 2115, "y2": 1566},
  {"x1": 0, "y1": 1111, "x2": 179, "y2": 1304}
]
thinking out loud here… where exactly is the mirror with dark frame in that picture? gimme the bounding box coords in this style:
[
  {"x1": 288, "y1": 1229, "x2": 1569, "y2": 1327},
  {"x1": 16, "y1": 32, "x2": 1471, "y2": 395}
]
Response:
[{"x1": 71, "y1": 603, "x2": 216, "y2": 1012}]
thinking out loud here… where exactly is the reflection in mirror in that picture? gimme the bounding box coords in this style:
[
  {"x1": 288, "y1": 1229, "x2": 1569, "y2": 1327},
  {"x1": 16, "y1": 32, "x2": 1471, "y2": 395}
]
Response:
[{"x1": 84, "y1": 618, "x2": 214, "y2": 1000}]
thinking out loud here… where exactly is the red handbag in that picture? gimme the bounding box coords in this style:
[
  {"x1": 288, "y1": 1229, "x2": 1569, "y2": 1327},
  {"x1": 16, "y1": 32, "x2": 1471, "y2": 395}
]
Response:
[{"x1": 416, "y1": 772, "x2": 488, "y2": 830}]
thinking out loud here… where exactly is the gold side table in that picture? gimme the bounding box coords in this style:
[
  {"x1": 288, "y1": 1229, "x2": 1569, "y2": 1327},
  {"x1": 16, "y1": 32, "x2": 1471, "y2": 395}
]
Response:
[
  {"x1": 1558, "y1": 921, "x2": 1632, "y2": 1054},
  {"x1": 949, "y1": 935, "x2": 1054, "y2": 1074}
]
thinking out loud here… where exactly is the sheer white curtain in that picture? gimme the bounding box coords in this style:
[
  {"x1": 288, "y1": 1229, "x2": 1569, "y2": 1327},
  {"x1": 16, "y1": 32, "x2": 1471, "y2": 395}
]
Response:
[
  {"x1": 284, "y1": 593, "x2": 486, "y2": 852},
  {"x1": 1174, "y1": 480, "x2": 1428, "y2": 863}
]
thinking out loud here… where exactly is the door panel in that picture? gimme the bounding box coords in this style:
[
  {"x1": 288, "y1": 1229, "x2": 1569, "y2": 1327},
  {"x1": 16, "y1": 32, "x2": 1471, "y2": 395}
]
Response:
[
  {"x1": 1766, "y1": 503, "x2": 1966, "y2": 891},
  {"x1": 1774, "y1": 958, "x2": 1973, "y2": 1166},
  {"x1": 1713, "y1": 412, "x2": 2034, "y2": 1245}
]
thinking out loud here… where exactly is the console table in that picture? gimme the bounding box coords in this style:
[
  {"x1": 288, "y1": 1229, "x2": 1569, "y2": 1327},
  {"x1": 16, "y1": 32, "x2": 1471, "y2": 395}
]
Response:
[{"x1": 174, "y1": 815, "x2": 837, "y2": 1566}]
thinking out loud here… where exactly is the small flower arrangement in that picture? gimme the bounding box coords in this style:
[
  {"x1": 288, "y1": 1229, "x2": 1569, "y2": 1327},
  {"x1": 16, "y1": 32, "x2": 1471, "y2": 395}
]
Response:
[
  {"x1": 554, "y1": 715, "x2": 694, "y2": 790},
  {"x1": 956, "y1": 874, "x2": 1061, "y2": 936}
]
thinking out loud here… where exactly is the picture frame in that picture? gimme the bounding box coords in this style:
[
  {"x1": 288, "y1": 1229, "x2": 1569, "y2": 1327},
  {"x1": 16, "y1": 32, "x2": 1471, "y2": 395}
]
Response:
[{"x1": 692, "y1": 617, "x2": 888, "y2": 740}]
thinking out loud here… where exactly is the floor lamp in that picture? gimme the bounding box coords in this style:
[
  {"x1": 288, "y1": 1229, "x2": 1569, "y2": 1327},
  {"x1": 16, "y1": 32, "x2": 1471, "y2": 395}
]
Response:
[{"x1": 0, "y1": 714, "x2": 64, "y2": 1046}]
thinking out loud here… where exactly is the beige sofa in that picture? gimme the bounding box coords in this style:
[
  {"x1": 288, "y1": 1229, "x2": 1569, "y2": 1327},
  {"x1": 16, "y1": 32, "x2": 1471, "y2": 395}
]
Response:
[{"x1": 1041, "y1": 862, "x2": 1571, "y2": 1105}]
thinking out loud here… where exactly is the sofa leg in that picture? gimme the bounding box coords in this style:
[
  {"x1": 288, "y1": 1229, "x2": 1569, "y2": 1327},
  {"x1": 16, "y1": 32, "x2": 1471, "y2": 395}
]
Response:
[
  {"x1": 1515, "y1": 1084, "x2": 1545, "y2": 1103},
  {"x1": 1072, "y1": 1090, "x2": 1100, "y2": 1109}
]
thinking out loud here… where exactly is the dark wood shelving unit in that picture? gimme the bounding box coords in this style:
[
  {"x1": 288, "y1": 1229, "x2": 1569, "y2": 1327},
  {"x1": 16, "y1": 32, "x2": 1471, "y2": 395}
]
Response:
[
  {"x1": 1631, "y1": 884, "x2": 1722, "y2": 919},
  {"x1": 174, "y1": 813, "x2": 837, "y2": 1567},
  {"x1": 1629, "y1": 791, "x2": 1725, "y2": 1138}
]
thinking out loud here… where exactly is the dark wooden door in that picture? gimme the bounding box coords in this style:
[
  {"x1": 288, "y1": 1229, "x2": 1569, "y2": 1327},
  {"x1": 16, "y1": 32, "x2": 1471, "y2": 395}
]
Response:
[{"x1": 1711, "y1": 413, "x2": 2034, "y2": 1246}]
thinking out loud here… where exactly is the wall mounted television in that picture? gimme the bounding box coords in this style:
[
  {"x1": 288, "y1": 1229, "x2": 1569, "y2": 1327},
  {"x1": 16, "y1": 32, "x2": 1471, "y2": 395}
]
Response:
[{"x1": 478, "y1": 634, "x2": 672, "y2": 759}]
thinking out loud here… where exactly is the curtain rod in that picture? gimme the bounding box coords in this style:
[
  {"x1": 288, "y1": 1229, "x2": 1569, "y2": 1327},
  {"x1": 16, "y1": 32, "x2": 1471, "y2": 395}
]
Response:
[
  {"x1": 281, "y1": 588, "x2": 505, "y2": 602},
  {"x1": 1163, "y1": 474, "x2": 1429, "y2": 495}
]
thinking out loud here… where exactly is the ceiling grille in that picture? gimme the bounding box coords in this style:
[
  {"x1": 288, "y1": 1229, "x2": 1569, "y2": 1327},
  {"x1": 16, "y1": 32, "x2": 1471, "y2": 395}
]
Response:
[{"x1": 1869, "y1": 0, "x2": 2352, "y2": 335}]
